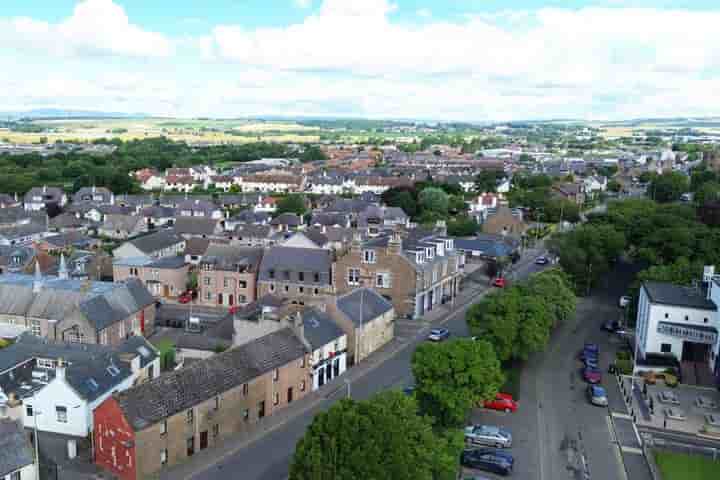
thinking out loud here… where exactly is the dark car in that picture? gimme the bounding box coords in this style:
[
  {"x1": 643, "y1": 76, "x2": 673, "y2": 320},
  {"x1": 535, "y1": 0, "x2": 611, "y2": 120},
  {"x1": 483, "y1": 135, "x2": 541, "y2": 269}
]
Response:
[
  {"x1": 602, "y1": 320, "x2": 627, "y2": 334},
  {"x1": 535, "y1": 256, "x2": 549, "y2": 265},
  {"x1": 461, "y1": 448, "x2": 514, "y2": 476},
  {"x1": 584, "y1": 342, "x2": 599, "y2": 353},
  {"x1": 579, "y1": 348, "x2": 599, "y2": 362},
  {"x1": 583, "y1": 356, "x2": 599, "y2": 369},
  {"x1": 428, "y1": 328, "x2": 450, "y2": 342},
  {"x1": 583, "y1": 366, "x2": 602, "y2": 384}
]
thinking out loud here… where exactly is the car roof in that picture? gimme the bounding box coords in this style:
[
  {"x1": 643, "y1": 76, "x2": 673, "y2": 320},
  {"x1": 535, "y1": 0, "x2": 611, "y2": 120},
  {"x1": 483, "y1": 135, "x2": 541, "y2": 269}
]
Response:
[
  {"x1": 430, "y1": 328, "x2": 447, "y2": 333},
  {"x1": 475, "y1": 425, "x2": 500, "y2": 434},
  {"x1": 591, "y1": 385, "x2": 606, "y2": 394}
]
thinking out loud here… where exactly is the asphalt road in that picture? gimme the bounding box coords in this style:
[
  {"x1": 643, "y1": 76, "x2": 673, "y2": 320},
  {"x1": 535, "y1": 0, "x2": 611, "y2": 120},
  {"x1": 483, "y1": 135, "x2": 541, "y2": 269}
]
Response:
[{"x1": 190, "y1": 256, "x2": 547, "y2": 480}]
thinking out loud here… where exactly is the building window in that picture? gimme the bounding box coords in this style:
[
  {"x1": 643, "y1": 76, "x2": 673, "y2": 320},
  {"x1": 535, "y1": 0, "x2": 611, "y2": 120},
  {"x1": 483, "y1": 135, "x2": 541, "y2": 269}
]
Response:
[
  {"x1": 705, "y1": 318, "x2": 709, "y2": 323},
  {"x1": 214, "y1": 396, "x2": 220, "y2": 411},
  {"x1": 100, "y1": 330, "x2": 108, "y2": 345},
  {"x1": 284, "y1": 285, "x2": 290, "y2": 292},
  {"x1": 273, "y1": 369, "x2": 279, "y2": 382},
  {"x1": 299, "y1": 272, "x2": 305, "y2": 282},
  {"x1": 314, "y1": 288, "x2": 319, "y2": 295},
  {"x1": 118, "y1": 322, "x2": 126, "y2": 339},
  {"x1": 204, "y1": 277, "x2": 210, "y2": 286},
  {"x1": 685, "y1": 315, "x2": 689, "y2": 321},
  {"x1": 298, "y1": 286, "x2": 304, "y2": 293},
  {"x1": 56, "y1": 406, "x2": 68, "y2": 423},
  {"x1": 314, "y1": 272, "x2": 320, "y2": 282},
  {"x1": 205, "y1": 291, "x2": 212, "y2": 301},
  {"x1": 268, "y1": 269, "x2": 275, "y2": 279},
  {"x1": 31, "y1": 320, "x2": 41, "y2": 336},
  {"x1": 348, "y1": 268, "x2": 360, "y2": 286},
  {"x1": 161, "y1": 449, "x2": 168, "y2": 465},
  {"x1": 273, "y1": 392, "x2": 280, "y2": 406},
  {"x1": 242, "y1": 383, "x2": 249, "y2": 396},
  {"x1": 213, "y1": 424, "x2": 219, "y2": 438},
  {"x1": 187, "y1": 437, "x2": 195, "y2": 457},
  {"x1": 376, "y1": 272, "x2": 391, "y2": 289},
  {"x1": 243, "y1": 409, "x2": 250, "y2": 421},
  {"x1": 186, "y1": 409, "x2": 194, "y2": 424},
  {"x1": 26, "y1": 405, "x2": 33, "y2": 417},
  {"x1": 11, "y1": 471, "x2": 20, "y2": 480},
  {"x1": 300, "y1": 380, "x2": 306, "y2": 392},
  {"x1": 160, "y1": 420, "x2": 167, "y2": 435},
  {"x1": 665, "y1": 313, "x2": 669, "y2": 319},
  {"x1": 432, "y1": 269, "x2": 438, "y2": 283},
  {"x1": 269, "y1": 283, "x2": 275, "y2": 292},
  {"x1": 239, "y1": 280, "x2": 247, "y2": 289},
  {"x1": 661, "y1": 343, "x2": 672, "y2": 353},
  {"x1": 363, "y1": 250, "x2": 376, "y2": 264}
]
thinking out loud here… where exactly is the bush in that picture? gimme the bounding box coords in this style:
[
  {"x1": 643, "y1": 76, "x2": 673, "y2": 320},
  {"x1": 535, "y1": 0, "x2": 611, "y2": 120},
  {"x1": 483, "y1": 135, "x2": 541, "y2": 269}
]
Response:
[
  {"x1": 616, "y1": 351, "x2": 631, "y2": 361},
  {"x1": 615, "y1": 359, "x2": 633, "y2": 375}
]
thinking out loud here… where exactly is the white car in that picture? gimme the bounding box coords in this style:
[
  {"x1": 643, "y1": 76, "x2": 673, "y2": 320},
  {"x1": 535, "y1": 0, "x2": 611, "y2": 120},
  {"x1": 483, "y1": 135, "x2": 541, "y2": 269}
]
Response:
[
  {"x1": 464, "y1": 425, "x2": 512, "y2": 448},
  {"x1": 696, "y1": 396, "x2": 718, "y2": 410},
  {"x1": 619, "y1": 295, "x2": 631, "y2": 308},
  {"x1": 658, "y1": 390, "x2": 680, "y2": 405}
]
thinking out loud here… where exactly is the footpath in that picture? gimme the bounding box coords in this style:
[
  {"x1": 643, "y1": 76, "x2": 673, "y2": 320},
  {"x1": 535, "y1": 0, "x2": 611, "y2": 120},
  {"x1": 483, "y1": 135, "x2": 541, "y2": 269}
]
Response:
[{"x1": 160, "y1": 247, "x2": 545, "y2": 480}]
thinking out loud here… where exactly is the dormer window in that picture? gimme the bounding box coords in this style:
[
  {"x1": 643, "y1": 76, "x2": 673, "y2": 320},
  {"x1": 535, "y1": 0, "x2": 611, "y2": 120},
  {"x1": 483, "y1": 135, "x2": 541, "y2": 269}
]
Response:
[{"x1": 426, "y1": 247, "x2": 434, "y2": 259}]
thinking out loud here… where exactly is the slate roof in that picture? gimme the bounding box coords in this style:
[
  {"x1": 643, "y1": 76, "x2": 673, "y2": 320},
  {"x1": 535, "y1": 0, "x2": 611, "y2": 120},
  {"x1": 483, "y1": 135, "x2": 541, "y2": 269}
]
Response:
[
  {"x1": 174, "y1": 217, "x2": 219, "y2": 236},
  {"x1": 298, "y1": 230, "x2": 328, "y2": 247},
  {"x1": 184, "y1": 237, "x2": 211, "y2": 257},
  {"x1": 453, "y1": 238, "x2": 512, "y2": 258},
  {"x1": 0, "y1": 274, "x2": 155, "y2": 331},
  {"x1": 233, "y1": 224, "x2": 272, "y2": 239},
  {"x1": 24, "y1": 186, "x2": 64, "y2": 204},
  {"x1": 73, "y1": 186, "x2": 113, "y2": 204},
  {"x1": 270, "y1": 213, "x2": 302, "y2": 227},
  {"x1": 101, "y1": 214, "x2": 142, "y2": 233},
  {"x1": 0, "y1": 419, "x2": 34, "y2": 477},
  {"x1": 201, "y1": 245, "x2": 263, "y2": 272},
  {"x1": 258, "y1": 247, "x2": 332, "y2": 285},
  {"x1": 230, "y1": 209, "x2": 271, "y2": 224},
  {"x1": 336, "y1": 288, "x2": 394, "y2": 327},
  {"x1": 115, "y1": 328, "x2": 307, "y2": 430},
  {"x1": 310, "y1": 212, "x2": 349, "y2": 227},
  {"x1": 642, "y1": 281, "x2": 717, "y2": 311},
  {"x1": 302, "y1": 307, "x2": 344, "y2": 350},
  {"x1": 127, "y1": 230, "x2": 184, "y2": 255}
]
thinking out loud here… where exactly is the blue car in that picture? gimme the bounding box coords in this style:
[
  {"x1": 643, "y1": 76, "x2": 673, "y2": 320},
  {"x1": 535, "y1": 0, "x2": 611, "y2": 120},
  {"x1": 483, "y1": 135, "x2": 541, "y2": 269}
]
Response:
[
  {"x1": 584, "y1": 342, "x2": 599, "y2": 354},
  {"x1": 461, "y1": 448, "x2": 514, "y2": 476},
  {"x1": 583, "y1": 356, "x2": 599, "y2": 369}
]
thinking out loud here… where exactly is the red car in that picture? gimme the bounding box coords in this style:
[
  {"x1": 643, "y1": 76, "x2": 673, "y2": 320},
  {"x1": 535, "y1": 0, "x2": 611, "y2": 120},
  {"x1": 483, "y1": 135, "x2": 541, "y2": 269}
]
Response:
[
  {"x1": 178, "y1": 291, "x2": 193, "y2": 304},
  {"x1": 484, "y1": 393, "x2": 518, "y2": 413},
  {"x1": 583, "y1": 367, "x2": 602, "y2": 384},
  {"x1": 492, "y1": 277, "x2": 506, "y2": 288}
]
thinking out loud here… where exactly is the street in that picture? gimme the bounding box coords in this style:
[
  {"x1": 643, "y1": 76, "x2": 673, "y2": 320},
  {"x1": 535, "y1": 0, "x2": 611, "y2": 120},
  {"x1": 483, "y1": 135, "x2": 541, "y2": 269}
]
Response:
[{"x1": 179, "y1": 256, "x2": 640, "y2": 480}]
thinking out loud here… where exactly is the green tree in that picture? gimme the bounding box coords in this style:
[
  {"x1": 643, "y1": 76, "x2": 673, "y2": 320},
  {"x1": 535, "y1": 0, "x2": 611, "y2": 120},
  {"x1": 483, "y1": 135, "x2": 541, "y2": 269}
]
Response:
[
  {"x1": 289, "y1": 391, "x2": 462, "y2": 480},
  {"x1": 412, "y1": 339, "x2": 504, "y2": 428},
  {"x1": 299, "y1": 145, "x2": 328, "y2": 163},
  {"x1": 448, "y1": 195, "x2": 467, "y2": 214},
  {"x1": 418, "y1": 187, "x2": 449, "y2": 216},
  {"x1": 607, "y1": 179, "x2": 622, "y2": 192},
  {"x1": 525, "y1": 269, "x2": 577, "y2": 326},
  {"x1": 275, "y1": 195, "x2": 307, "y2": 217},
  {"x1": 474, "y1": 170, "x2": 504, "y2": 193},
  {"x1": 648, "y1": 171, "x2": 689, "y2": 203},
  {"x1": 694, "y1": 181, "x2": 720, "y2": 206},
  {"x1": 466, "y1": 290, "x2": 521, "y2": 362},
  {"x1": 447, "y1": 216, "x2": 479, "y2": 236}
]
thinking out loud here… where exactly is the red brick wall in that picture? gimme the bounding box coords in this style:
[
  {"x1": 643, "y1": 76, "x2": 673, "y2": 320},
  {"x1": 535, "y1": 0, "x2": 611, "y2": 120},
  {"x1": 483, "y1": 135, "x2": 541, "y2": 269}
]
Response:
[{"x1": 94, "y1": 398, "x2": 137, "y2": 480}]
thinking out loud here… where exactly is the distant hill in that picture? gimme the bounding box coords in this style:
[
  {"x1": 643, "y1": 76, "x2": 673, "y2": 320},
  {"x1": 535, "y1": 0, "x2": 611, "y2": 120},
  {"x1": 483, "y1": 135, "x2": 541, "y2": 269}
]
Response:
[{"x1": 0, "y1": 109, "x2": 147, "y2": 120}]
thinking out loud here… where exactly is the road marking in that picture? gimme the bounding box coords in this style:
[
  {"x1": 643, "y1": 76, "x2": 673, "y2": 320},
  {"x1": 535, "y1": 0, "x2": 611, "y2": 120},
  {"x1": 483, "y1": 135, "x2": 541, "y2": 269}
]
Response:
[
  {"x1": 620, "y1": 446, "x2": 643, "y2": 455},
  {"x1": 612, "y1": 412, "x2": 632, "y2": 420},
  {"x1": 606, "y1": 415, "x2": 617, "y2": 444}
]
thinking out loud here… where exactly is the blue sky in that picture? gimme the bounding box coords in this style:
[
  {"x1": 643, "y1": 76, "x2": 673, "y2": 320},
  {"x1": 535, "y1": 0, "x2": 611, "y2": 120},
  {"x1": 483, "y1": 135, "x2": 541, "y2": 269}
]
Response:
[{"x1": 1, "y1": 0, "x2": 719, "y2": 121}]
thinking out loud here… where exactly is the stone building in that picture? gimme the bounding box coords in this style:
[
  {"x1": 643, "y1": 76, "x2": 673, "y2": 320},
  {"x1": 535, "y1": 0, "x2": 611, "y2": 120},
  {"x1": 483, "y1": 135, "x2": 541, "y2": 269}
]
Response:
[
  {"x1": 113, "y1": 256, "x2": 189, "y2": 300},
  {"x1": 93, "y1": 328, "x2": 311, "y2": 480},
  {"x1": 198, "y1": 245, "x2": 263, "y2": 308},
  {"x1": 256, "y1": 246, "x2": 334, "y2": 304}
]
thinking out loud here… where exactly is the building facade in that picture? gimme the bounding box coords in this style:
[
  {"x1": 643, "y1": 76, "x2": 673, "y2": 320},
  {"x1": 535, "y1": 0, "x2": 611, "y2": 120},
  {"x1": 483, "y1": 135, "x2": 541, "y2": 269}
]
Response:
[{"x1": 198, "y1": 245, "x2": 263, "y2": 307}]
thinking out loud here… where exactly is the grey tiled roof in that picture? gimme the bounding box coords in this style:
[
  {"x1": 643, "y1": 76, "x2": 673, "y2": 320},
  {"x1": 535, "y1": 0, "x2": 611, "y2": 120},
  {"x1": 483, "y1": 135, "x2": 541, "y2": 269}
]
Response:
[
  {"x1": 258, "y1": 247, "x2": 332, "y2": 285},
  {"x1": 0, "y1": 419, "x2": 34, "y2": 477},
  {"x1": 302, "y1": 307, "x2": 344, "y2": 350},
  {"x1": 201, "y1": 245, "x2": 263, "y2": 271},
  {"x1": 174, "y1": 217, "x2": 219, "y2": 236},
  {"x1": 116, "y1": 328, "x2": 307, "y2": 430},
  {"x1": 336, "y1": 288, "x2": 393, "y2": 327},
  {"x1": 270, "y1": 213, "x2": 302, "y2": 227},
  {"x1": 128, "y1": 230, "x2": 184, "y2": 254},
  {"x1": 642, "y1": 281, "x2": 717, "y2": 310}
]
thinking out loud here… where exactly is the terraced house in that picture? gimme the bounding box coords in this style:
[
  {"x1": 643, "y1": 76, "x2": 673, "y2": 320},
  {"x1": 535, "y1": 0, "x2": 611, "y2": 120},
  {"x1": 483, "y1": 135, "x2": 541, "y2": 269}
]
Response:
[
  {"x1": 198, "y1": 245, "x2": 263, "y2": 307},
  {"x1": 334, "y1": 228, "x2": 464, "y2": 319},
  {"x1": 256, "y1": 246, "x2": 334, "y2": 304},
  {"x1": 93, "y1": 328, "x2": 311, "y2": 480}
]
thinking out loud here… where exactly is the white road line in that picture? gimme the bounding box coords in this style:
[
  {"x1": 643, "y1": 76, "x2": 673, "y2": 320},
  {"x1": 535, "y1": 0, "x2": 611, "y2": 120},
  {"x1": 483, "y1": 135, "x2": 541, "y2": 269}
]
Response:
[
  {"x1": 606, "y1": 415, "x2": 617, "y2": 444},
  {"x1": 621, "y1": 446, "x2": 643, "y2": 455}
]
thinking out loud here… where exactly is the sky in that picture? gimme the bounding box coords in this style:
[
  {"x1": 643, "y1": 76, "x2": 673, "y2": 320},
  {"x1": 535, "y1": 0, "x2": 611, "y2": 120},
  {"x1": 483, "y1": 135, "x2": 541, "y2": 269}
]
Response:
[{"x1": 1, "y1": 0, "x2": 720, "y2": 122}]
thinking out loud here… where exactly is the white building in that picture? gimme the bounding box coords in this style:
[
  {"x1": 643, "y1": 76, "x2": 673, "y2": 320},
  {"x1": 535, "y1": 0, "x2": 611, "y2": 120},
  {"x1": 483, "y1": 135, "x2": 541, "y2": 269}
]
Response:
[
  {"x1": 301, "y1": 308, "x2": 347, "y2": 391},
  {"x1": 636, "y1": 276, "x2": 720, "y2": 380}
]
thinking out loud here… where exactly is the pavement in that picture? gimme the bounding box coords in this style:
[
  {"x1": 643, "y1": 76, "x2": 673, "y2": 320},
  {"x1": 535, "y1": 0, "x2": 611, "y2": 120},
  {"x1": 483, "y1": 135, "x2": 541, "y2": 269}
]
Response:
[{"x1": 162, "y1": 248, "x2": 548, "y2": 480}]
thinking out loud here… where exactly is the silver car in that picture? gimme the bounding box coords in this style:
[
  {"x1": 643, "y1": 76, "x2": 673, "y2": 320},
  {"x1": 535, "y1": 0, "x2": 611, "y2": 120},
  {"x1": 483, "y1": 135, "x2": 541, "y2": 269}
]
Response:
[{"x1": 463, "y1": 425, "x2": 512, "y2": 448}]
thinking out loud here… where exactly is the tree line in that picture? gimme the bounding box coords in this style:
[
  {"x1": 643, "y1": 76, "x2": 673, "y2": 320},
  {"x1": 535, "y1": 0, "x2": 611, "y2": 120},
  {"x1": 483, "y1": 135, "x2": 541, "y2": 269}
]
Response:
[{"x1": 289, "y1": 269, "x2": 576, "y2": 479}]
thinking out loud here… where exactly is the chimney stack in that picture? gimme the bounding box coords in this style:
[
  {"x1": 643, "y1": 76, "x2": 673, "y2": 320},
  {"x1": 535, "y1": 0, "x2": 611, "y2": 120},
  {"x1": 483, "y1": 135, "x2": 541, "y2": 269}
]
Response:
[{"x1": 56, "y1": 358, "x2": 66, "y2": 381}]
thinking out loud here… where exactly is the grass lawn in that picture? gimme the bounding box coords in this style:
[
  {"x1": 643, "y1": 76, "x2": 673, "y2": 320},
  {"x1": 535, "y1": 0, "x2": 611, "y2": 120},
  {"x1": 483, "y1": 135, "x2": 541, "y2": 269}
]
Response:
[
  {"x1": 654, "y1": 450, "x2": 720, "y2": 480},
  {"x1": 501, "y1": 360, "x2": 524, "y2": 400}
]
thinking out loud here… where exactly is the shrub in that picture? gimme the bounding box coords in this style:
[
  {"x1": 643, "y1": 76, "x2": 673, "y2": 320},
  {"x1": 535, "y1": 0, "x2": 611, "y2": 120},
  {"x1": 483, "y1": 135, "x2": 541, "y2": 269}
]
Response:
[
  {"x1": 616, "y1": 351, "x2": 631, "y2": 361},
  {"x1": 615, "y1": 359, "x2": 633, "y2": 375}
]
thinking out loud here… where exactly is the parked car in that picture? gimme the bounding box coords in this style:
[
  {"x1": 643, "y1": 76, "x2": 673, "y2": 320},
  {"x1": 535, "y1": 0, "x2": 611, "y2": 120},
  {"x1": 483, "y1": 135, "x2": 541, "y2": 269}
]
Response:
[
  {"x1": 584, "y1": 342, "x2": 599, "y2": 353},
  {"x1": 619, "y1": 295, "x2": 631, "y2": 308},
  {"x1": 578, "y1": 346, "x2": 598, "y2": 362},
  {"x1": 587, "y1": 385, "x2": 608, "y2": 406},
  {"x1": 464, "y1": 425, "x2": 513, "y2": 448},
  {"x1": 460, "y1": 448, "x2": 514, "y2": 476},
  {"x1": 178, "y1": 291, "x2": 193, "y2": 304},
  {"x1": 428, "y1": 328, "x2": 450, "y2": 342},
  {"x1": 583, "y1": 356, "x2": 599, "y2": 369},
  {"x1": 664, "y1": 407, "x2": 686, "y2": 421},
  {"x1": 535, "y1": 256, "x2": 549, "y2": 265},
  {"x1": 583, "y1": 367, "x2": 602, "y2": 384},
  {"x1": 492, "y1": 277, "x2": 506, "y2": 288},
  {"x1": 483, "y1": 393, "x2": 518, "y2": 413}
]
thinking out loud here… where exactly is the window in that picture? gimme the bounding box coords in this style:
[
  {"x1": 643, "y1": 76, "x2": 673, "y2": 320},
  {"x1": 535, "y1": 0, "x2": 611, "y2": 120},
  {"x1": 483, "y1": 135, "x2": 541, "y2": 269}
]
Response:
[
  {"x1": 36, "y1": 358, "x2": 55, "y2": 369},
  {"x1": 11, "y1": 471, "x2": 20, "y2": 480},
  {"x1": 243, "y1": 409, "x2": 250, "y2": 421},
  {"x1": 661, "y1": 343, "x2": 672, "y2": 353},
  {"x1": 186, "y1": 409, "x2": 194, "y2": 424},
  {"x1": 187, "y1": 437, "x2": 195, "y2": 457},
  {"x1": 376, "y1": 272, "x2": 391, "y2": 289},
  {"x1": 300, "y1": 380, "x2": 306, "y2": 392},
  {"x1": 213, "y1": 424, "x2": 219, "y2": 438},
  {"x1": 362, "y1": 250, "x2": 376, "y2": 264},
  {"x1": 118, "y1": 322, "x2": 125, "y2": 339},
  {"x1": 269, "y1": 283, "x2": 275, "y2": 292},
  {"x1": 284, "y1": 270, "x2": 291, "y2": 280},
  {"x1": 298, "y1": 286, "x2": 304, "y2": 293},
  {"x1": 204, "y1": 277, "x2": 211, "y2": 286},
  {"x1": 348, "y1": 268, "x2": 360, "y2": 286},
  {"x1": 56, "y1": 406, "x2": 68, "y2": 423},
  {"x1": 205, "y1": 291, "x2": 212, "y2": 301},
  {"x1": 100, "y1": 330, "x2": 108, "y2": 345},
  {"x1": 314, "y1": 272, "x2": 320, "y2": 282},
  {"x1": 161, "y1": 449, "x2": 168, "y2": 465},
  {"x1": 665, "y1": 313, "x2": 669, "y2": 319},
  {"x1": 239, "y1": 280, "x2": 247, "y2": 289},
  {"x1": 273, "y1": 392, "x2": 280, "y2": 406},
  {"x1": 432, "y1": 268, "x2": 438, "y2": 283},
  {"x1": 314, "y1": 288, "x2": 319, "y2": 295},
  {"x1": 31, "y1": 320, "x2": 41, "y2": 336},
  {"x1": 242, "y1": 383, "x2": 249, "y2": 396},
  {"x1": 685, "y1": 315, "x2": 689, "y2": 321},
  {"x1": 223, "y1": 278, "x2": 229, "y2": 288},
  {"x1": 273, "y1": 369, "x2": 279, "y2": 382},
  {"x1": 214, "y1": 396, "x2": 220, "y2": 411},
  {"x1": 299, "y1": 272, "x2": 305, "y2": 282},
  {"x1": 26, "y1": 405, "x2": 33, "y2": 417},
  {"x1": 268, "y1": 269, "x2": 275, "y2": 279},
  {"x1": 705, "y1": 317, "x2": 709, "y2": 323},
  {"x1": 160, "y1": 420, "x2": 167, "y2": 435},
  {"x1": 284, "y1": 285, "x2": 289, "y2": 292}
]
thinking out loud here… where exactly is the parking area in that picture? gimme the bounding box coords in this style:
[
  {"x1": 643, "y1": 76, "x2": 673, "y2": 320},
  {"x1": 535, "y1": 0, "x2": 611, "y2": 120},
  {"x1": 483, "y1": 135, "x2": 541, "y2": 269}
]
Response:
[{"x1": 624, "y1": 377, "x2": 720, "y2": 439}]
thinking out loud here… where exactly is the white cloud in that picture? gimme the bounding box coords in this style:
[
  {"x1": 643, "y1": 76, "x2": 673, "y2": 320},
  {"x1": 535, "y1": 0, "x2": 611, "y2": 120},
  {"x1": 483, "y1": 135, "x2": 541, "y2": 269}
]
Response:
[
  {"x1": 0, "y1": 0, "x2": 172, "y2": 58},
  {"x1": 293, "y1": 0, "x2": 312, "y2": 8}
]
